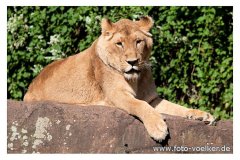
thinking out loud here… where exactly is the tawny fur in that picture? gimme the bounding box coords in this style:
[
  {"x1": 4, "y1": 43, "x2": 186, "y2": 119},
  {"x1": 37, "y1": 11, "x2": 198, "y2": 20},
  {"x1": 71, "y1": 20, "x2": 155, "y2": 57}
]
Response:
[{"x1": 24, "y1": 16, "x2": 215, "y2": 141}]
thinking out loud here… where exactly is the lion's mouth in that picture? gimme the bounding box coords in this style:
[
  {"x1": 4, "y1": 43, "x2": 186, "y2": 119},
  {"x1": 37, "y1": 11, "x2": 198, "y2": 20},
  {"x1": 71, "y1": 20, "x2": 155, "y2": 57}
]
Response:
[
  {"x1": 125, "y1": 68, "x2": 140, "y2": 74},
  {"x1": 124, "y1": 66, "x2": 141, "y2": 80}
]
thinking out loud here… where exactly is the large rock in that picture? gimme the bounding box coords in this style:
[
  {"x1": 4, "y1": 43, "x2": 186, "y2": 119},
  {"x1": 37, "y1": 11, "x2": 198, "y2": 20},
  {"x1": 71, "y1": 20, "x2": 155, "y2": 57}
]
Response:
[{"x1": 7, "y1": 100, "x2": 232, "y2": 153}]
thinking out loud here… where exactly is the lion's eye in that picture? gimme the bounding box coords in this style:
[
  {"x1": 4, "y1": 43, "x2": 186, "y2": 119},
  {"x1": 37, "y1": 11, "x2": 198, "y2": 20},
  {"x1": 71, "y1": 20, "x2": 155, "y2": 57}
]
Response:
[
  {"x1": 116, "y1": 42, "x2": 123, "y2": 47},
  {"x1": 136, "y1": 40, "x2": 142, "y2": 45}
]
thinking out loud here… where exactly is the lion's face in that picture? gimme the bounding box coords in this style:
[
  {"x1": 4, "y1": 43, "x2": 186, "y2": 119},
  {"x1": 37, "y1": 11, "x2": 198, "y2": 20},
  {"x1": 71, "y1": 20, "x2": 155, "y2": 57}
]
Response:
[{"x1": 97, "y1": 16, "x2": 153, "y2": 81}]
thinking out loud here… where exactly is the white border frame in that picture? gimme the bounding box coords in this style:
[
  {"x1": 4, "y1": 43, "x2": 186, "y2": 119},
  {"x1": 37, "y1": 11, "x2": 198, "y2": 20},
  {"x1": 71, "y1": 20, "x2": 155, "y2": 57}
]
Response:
[{"x1": 1, "y1": 1, "x2": 239, "y2": 160}]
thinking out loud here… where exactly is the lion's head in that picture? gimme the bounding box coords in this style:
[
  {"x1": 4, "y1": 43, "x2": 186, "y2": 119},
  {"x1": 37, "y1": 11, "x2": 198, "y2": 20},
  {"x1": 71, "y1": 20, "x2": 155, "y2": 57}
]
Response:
[{"x1": 96, "y1": 16, "x2": 153, "y2": 81}]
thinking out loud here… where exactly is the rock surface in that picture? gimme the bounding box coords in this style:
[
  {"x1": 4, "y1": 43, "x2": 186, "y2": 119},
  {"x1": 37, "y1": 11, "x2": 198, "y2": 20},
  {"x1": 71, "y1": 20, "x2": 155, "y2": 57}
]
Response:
[{"x1": 7, "y1": 100, "x2": 233, "y2": 153}]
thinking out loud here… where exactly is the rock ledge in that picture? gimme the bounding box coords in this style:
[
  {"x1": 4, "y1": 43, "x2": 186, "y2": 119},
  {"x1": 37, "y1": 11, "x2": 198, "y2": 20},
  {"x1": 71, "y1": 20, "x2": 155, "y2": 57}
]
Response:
[{"x1": 7, "y1": 100, "x2": 232, "y2": 153}]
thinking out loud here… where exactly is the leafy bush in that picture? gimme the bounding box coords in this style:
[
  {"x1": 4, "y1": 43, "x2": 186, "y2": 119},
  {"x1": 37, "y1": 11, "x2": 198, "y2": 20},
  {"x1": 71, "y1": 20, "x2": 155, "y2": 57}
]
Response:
[{"x1": 7, "y1": 6, "x2": 233, "y2": 119}]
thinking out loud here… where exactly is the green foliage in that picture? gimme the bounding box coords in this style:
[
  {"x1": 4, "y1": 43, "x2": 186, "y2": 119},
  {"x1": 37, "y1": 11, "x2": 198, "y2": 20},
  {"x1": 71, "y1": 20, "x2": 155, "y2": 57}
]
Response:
[{"x1": 7, "y1": 6, "x2": 233, "y2": 119}]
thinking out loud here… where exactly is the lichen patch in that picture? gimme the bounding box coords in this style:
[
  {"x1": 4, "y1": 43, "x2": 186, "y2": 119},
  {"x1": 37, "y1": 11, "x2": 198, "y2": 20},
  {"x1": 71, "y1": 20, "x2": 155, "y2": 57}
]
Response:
[
  {"x1": 32, "y1": 139, "x2": 43, "y2": 149},
  {"x1": 12, "y1": 121, "x2": 18, "y2": 126},
  {"x1": 33, "y1": 117, "x2": 52, "y2": 139},
  {"x1": 22, "y1": 149, "x2": 27, "y2": 153},
  {"x1": 11, "y1": 126, "x2": 17, "y2": 132},
  {"x1": 56, "y1": 120, "x2": 61, "y2": 125},
  {"x1": 31, "y1": 117, "x2": 53, "y2": 150},
  {"x1": 7, "y1": 143, "x2": 13, "y2": 150},
  {"x1": 47, "y1": 133, "x2": 52, "y2": 141},
  {"x1": 21, "y1": 128, "x2": 28, "y2": 134},
  {"x1": 66, "y1": 124, "x2": 71, "y2": 131},
  {"x1": 23, "y1": 135, "x2": 28, "y2": 140},
  {"x1": 23, "y1": 141, "x2": 29, "y2": 147},
  {"x1": 9, "y1": 125, "x2": 20, "y2": 141}
]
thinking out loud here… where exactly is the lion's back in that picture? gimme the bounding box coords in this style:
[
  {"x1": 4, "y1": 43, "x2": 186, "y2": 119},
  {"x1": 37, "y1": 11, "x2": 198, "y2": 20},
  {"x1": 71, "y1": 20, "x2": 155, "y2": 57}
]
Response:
[{"x1": 23, "y1": 48, "x2": 104, "y2": 104}]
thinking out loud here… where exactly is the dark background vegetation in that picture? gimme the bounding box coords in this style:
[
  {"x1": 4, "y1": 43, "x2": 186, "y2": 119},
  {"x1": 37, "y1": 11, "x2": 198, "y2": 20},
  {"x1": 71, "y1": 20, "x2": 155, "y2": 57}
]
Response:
[{"x1": 7, "y1": 6, "x2": 233, "y2": 119}]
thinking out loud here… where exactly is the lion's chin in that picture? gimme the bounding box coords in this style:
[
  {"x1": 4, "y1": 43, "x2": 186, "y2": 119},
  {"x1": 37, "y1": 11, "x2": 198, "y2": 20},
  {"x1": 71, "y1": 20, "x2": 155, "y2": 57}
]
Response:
[{"x1": 124, "y1": 72, "x2": 140, "y2": 81}]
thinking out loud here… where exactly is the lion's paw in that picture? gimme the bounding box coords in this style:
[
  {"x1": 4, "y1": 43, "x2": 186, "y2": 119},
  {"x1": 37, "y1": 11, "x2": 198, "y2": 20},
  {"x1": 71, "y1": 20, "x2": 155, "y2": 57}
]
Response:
[
  {"x1": 144, "y1": 112, "x2": 168, "y2": 142},
  {"x1": 186, "y1": 109, "x2": 216, "y2": 125}
]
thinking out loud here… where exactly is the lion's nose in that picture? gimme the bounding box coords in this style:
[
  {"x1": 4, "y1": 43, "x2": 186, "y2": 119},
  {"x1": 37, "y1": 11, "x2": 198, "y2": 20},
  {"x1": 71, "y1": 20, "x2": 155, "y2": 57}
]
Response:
[{"x1": 126, "y1": 59, "x2": 138, "y2": 66}]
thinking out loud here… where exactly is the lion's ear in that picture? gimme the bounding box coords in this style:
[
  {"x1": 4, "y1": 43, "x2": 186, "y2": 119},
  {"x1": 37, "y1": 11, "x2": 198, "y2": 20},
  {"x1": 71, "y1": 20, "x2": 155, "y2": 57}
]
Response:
[
  {"x1": 101, "y1": 18, "x2": 114, "y2": 39},
  {"x1": 135, "y1": 16, "x2": 154, "y2": 36}
]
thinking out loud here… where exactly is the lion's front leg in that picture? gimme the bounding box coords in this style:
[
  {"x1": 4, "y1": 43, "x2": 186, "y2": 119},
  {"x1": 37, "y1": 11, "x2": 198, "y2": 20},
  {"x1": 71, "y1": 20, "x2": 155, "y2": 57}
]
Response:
[
  {"x1": 151, "y1": 97, "x2": 215, "y2": 125},
  {"x1": 109, "y1": 92, "x2": 168, "y2": 142}
]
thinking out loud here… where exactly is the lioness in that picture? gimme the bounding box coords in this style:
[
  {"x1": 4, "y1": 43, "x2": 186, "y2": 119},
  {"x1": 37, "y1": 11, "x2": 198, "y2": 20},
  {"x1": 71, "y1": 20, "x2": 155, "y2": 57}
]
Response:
[{"x1": 24, "y1": 16, "x2": 215, "y2": 141}]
